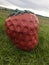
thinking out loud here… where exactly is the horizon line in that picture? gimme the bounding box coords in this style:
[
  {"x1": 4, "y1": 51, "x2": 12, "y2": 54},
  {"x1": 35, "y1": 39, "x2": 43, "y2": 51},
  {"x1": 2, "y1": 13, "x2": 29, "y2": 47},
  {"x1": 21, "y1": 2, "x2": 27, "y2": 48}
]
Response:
[{"x1": 0, "y1": 5, "x2": 49, "y2": 17}]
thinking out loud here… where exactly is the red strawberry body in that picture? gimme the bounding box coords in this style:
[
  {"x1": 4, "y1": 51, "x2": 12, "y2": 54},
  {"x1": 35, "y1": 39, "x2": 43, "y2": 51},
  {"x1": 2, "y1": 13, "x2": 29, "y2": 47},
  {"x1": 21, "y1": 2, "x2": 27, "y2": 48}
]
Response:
[{"x1": 5, "y1": 9, "x2": 39, "y2": 51}]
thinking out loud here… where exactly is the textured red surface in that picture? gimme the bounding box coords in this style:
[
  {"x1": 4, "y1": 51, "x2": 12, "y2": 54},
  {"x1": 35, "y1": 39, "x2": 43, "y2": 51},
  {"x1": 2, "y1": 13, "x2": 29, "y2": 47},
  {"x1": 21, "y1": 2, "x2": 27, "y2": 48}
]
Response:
[{"x1": 5, "y1": 13, "x2": 39, "y2": 51}]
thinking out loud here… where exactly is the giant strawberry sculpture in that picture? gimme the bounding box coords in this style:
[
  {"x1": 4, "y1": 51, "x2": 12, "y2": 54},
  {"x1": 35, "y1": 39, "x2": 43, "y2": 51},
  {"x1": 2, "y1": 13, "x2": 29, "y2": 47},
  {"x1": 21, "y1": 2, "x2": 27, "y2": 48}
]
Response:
[{"x1": 5, "y1": 9, "x2": 39, "y2": 51}]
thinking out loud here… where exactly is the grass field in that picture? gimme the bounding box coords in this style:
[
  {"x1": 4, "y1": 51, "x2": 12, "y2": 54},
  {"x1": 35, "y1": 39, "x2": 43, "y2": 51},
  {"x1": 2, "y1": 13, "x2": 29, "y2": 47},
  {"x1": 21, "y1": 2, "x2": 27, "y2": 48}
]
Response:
[{"x1": 0, "y1": 9, "x2": 49, "y2": 65}]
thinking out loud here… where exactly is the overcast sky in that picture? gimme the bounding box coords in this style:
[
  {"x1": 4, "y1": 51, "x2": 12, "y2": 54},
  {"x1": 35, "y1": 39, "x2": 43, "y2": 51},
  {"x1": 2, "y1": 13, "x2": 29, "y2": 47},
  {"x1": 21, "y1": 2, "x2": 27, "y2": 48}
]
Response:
[{"x1": 0, "y1": 0, "x2": 49, "y2": 17}]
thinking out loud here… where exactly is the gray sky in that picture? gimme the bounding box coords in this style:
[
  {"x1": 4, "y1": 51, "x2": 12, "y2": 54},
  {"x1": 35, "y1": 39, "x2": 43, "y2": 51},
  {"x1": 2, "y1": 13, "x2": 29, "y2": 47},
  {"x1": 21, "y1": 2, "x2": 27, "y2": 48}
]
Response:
[{"x1": 0, "y1": 0, "x2": 49, "y2": 17}]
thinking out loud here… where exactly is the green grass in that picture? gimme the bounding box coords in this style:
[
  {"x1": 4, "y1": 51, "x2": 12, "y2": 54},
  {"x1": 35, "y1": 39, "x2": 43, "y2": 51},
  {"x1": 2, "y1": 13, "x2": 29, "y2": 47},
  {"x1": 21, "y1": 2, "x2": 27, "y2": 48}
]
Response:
[{"x1": 0, "y1": 10, "x2": 49, "y2": 65}]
